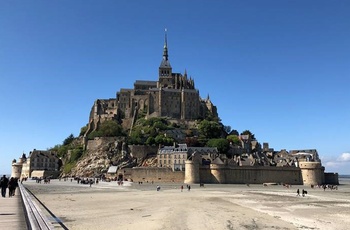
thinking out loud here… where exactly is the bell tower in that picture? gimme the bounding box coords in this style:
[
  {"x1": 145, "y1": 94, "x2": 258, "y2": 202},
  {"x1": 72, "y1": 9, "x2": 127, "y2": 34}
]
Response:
[{"x1": 158, "y1": 29, "x2": 173, "y2": 88}]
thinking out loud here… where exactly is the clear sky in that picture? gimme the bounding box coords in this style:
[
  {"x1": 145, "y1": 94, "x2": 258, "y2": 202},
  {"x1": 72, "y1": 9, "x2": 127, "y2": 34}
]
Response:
[{"x1": 1, "y1": 1, "x2": 349, "y2": 175}]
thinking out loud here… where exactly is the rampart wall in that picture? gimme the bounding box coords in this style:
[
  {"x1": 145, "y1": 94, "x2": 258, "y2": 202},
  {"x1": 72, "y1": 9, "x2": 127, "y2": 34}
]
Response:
[
  {"x1": 198, "y1": 165, "x2": 303, "y2": 185},
  {"x1": 324, "y1": 172, "x2": 339, "y2": 185},
  {"x1": 126, "y1": 167, "x2": 184, "y2": 183},
  {"x1": 124, "y1": 165, "x2": 303, "y2": 185}
]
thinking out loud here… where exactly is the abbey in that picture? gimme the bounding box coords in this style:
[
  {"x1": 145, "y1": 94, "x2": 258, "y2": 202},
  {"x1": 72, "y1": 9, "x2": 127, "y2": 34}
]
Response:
[{"x1": 85, "y1": 32, "x2": 217, "y2": 135}]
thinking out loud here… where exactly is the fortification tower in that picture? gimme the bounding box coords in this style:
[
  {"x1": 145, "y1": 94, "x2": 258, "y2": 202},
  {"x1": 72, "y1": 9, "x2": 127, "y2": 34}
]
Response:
[
  {"x1": 11, "y1": 153, "x2": 26, "y2": 178},
  {"x1": 210, "y1": 164, "x2": 226, "y2": 183},
  {"x1": 210, "y1": 158, "x2": 226, "y2": 183},
  {"x1": 299, "y1": 161, "x2": 325, "y2": 185},
  {"x1": 291, "y1": 150, "x2": 325, "y2": 185},
  {"x1": 184, "y1": 152, "x2": 201, "y2": 184}
]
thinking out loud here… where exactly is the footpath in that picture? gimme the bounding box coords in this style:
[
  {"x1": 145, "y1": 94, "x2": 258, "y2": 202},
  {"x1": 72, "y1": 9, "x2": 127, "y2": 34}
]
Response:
[{"x1": 0, "y1": 192, "x2": 27, "y2": 230}]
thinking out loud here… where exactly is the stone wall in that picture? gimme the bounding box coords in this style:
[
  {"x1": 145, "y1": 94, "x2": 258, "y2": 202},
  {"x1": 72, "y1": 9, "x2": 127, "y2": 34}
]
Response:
[
  {"x1": 86, "y1": 137, "x2": 118, "y2": 151},
  {"x1": 195, "y1": 165, "x2": 303, "y2": 185},
  {"x1": 324, "y1": 172, "x2": 339, "y2": 185},
  {"x1": 31, "y1": 170, "x2": 60, "y2": 179},
  {"x1": 184, "y1": 161, "x2": 331, "y2": 185},
  {"x1": 129, "y1": 145, "x2": 158, "y2": 159},
  {"x1": 125, "y1": 167, "x2": 184, "y2": 183}
]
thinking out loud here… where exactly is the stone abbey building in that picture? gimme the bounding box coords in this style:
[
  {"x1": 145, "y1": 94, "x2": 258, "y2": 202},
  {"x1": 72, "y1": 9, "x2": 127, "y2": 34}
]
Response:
[{"x1": 85, "y1": 32, "x2": 218, "y2": 134}]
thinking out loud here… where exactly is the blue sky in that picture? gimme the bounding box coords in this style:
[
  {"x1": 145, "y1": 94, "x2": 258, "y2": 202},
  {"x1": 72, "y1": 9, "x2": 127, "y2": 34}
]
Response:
[{"x1": 1, "y1": 1, "x2": 350, "y2": 175}]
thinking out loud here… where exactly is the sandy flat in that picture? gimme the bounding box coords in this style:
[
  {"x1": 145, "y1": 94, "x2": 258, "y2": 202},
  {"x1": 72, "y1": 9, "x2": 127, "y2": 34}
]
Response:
[{"x1": 23, "y1": 179, "x2": 350, "y2": 230}]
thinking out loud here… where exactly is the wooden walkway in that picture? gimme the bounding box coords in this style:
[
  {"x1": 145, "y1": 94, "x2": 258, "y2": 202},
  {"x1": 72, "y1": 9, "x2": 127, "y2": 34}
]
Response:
[{"x1": 0, "y1": 191, "x2": 27, "y2": 230}]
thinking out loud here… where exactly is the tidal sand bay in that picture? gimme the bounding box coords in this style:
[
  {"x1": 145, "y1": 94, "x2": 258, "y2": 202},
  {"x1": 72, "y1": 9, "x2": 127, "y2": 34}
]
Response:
[{"x1": 24, "y1": 178, "x2": 350, "y2": 230}]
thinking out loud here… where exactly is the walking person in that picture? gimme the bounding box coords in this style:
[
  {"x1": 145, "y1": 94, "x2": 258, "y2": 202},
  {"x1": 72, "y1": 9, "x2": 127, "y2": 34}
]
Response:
[
  {"x1": 11, "y1": 178, "x2": 19, "y2": 196},
  {"x1": 0, "y1": 175, "x2": 9, "y2": 197},
  {"x1": 181, "y1": 185, "x2": 183, "y2": 192},
  {"x1": 297, "y1": 189, "x2": 300, "y2": 196},
  {"x1": 8, "y1": 177, "x2": 17, "y2": 197}
]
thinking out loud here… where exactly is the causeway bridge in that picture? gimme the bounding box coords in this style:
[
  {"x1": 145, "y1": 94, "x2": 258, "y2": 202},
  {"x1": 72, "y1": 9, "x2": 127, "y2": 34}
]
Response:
[{"x1": 0, "y1": 183, "x2": 67, "y2": 230}]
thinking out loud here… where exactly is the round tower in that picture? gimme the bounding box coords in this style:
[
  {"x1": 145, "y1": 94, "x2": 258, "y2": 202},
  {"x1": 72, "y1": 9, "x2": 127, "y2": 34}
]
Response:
[
  {"x1": 184, "y1": 160, "x2": 200, "y2": 184},
  {"x1": 299, "y1": 161, "x2": 325, "y2": 185},
  {"x1": 11, "y1": 159, "x2": 22, "y2": 179},
  {"x1": 210, "y1": 164, "x2": 226, "y2": 184},
  {"x1": 11, "y1": 153, "x2": 27, "y2": 179}
]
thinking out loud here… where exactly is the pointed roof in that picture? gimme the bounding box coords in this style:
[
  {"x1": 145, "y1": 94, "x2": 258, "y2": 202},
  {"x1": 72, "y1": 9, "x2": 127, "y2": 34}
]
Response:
[
  {"x1": 160, "y1": 28, "x2": 171, "y2": 68},
  {"x1": 206, "y1": 94, "x2": 210, "y2": 101},
  {"x1": 212, "y1": 157, "x2": 224, "y2": 165}
]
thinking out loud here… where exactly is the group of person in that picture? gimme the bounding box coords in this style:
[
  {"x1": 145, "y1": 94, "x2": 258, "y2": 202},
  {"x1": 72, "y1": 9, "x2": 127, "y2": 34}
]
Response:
[
  {"x1": 296, "y1": 188, "x2": 307, "y2": 197},
  {"x1": 181, "y1": 185, "x2": 191, "y2": 191},
  {"x1": 0, "y1": 175, "x2": 19, "y2": 198}
]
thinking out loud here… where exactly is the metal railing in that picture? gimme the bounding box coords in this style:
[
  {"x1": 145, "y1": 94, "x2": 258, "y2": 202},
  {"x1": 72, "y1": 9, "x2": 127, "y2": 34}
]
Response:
[{"x1": 19, "y1": 183, "x2": 56, "y2": 230}]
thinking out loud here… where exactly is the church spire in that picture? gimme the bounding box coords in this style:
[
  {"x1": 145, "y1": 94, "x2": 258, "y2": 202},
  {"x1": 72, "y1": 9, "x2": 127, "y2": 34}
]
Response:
[
  {"x1": 163, "y1": 28, "x2": 168, "y2": 61},
  {"x1": 160, "y1": 29, "x2": 171, "y2": 68}
]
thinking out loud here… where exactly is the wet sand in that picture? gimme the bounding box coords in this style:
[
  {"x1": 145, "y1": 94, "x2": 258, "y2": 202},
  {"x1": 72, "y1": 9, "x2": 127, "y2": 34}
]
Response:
[{"x1": 23, "y1": 179, "x2": 350, "y2": 230}]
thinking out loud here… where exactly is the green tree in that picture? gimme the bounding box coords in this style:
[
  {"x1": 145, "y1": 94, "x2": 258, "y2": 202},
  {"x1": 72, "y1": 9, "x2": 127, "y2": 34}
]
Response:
[
  {"x1": 198, "y1": 119, "x2": 222, "y2": 139},
  {"x1": 63, "y1": 134, "x2": 75, "y2": 146},
  {"x1": 154, "y1": 135, "x2": 174, "y2": 146},
  {"x1": 87, "y1": 130, "x2": 102, "y2": 140},
  {"x1": 51, "y1": 144, "x2": 69, "y2": 158},
  {"x1": 99, "y1": 120, "x2": 124, "y2": 137},
  {"x1": 69, "y1": 147, "x2": 84, "y2": 162},
  {"x1": 153, "y1": 121, "x2": 167, "y2": 130},
  {"x1": 206, "y1": 138, "x2": 230, "y2": 154},
  {"x1": 226, "y1": 135, "x2": 241, "y2": 146}
]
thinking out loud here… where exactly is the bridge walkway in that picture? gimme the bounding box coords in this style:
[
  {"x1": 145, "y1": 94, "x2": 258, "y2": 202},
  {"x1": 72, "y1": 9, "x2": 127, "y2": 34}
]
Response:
[{"x1": 0, "y1": 191, "x2": 27, "y2": 230}]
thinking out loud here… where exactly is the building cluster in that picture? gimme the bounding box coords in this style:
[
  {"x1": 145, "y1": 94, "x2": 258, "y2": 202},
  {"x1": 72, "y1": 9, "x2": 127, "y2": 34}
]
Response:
[
  {"x1": 156, "y1": 140, "x2": 321, "y2": 173},
  {"x1": 11, "y1": 149, "x2": 61, "y2": 179},
  {"x1": 154, "y1": 134, "x2": 338, "y2": 185},
  {"x1": 157, "y1": 144, "x2": 218, "y2": 171}
]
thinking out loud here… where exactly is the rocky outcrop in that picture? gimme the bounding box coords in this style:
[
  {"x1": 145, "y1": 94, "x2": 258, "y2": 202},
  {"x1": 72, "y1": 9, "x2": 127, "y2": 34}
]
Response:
[{"x1": 69, "y1": 137, "x2": 158, "y2": 177}]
